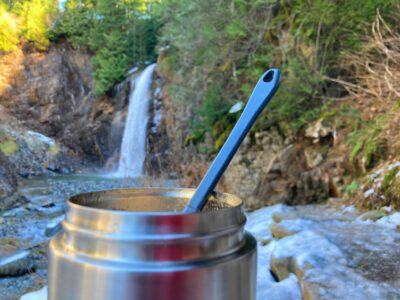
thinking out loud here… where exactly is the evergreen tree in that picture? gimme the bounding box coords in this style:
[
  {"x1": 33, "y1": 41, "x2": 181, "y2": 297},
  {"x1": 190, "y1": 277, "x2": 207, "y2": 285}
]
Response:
[{"x1": 13, "y1": 0, "x2": 57, "y2": 50}]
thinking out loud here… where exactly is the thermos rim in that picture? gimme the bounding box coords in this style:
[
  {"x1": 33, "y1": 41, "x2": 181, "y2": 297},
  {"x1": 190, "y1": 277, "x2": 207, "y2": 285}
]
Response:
[{"x1": 67, "y1": 187, "x2": 243, "y2": 216}]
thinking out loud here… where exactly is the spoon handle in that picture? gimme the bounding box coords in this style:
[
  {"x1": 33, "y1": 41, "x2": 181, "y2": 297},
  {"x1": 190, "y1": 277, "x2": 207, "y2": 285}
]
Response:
[{"x1": 184, "y1": 68, "x2": 281, "y2": 213}]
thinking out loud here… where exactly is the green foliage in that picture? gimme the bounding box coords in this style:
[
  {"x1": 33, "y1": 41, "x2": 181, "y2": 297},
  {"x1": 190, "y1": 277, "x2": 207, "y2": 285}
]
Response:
[
  {"x1": 0, "y1": 2, "x2": 19, "y2": 52},
  {"x1": 54, "y1": 0, "x2": 160, "y2": 95},
  {"x1": 382, "y1": 167, "x2": 400, "y2": 193},
  {"x1": 0, "y1": 131, "x2": 18, "y2": 156},
  {"x1": 52, "y1": 0, "x2": 95, "y2": 47},
  {"x1": 157, "y1": 0, "x2": 400, "y2": 151},
  {"x1": 186, "y1": 86, "x2": 234, "y2": 149},
  {"x1": 13, "y1": 0, "x2": 56, "y2": 50},
  {"x1": 347, "y1": 115, "x2": 388, "y2": 170},
  {"x1": 345, "y1": 180, "x2": 360, "y2": 195},
  {"x1": 0, "y1": 0, "x2": 55, "y2": 52},
  {"x1": 48, "y1": 143, "x2": 59, "y2": 156}
]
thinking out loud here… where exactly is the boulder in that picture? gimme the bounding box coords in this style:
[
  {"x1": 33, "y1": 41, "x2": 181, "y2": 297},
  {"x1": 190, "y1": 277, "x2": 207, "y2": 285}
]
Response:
[
  {"x1": 270, "y1": 219, "x2": 314, "y2": 239},
  {"x1": 0, "y1": 152, "x2": 25, "y2": 210},
  {"x1": 305, "y1": 119, "x2": 336, "y2": 145},
  {"x1": 359, "y1": 210, "x2": 386, "y2": 221},
  {"x1": 272, "y1": 211, "x2": 299, "y2": 223}
]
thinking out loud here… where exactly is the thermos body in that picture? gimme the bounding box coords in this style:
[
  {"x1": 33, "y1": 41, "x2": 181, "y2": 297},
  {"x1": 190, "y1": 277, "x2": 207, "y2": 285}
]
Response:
[{"x1": 48, "y1": 188, "x2": 257, "y2": 300}]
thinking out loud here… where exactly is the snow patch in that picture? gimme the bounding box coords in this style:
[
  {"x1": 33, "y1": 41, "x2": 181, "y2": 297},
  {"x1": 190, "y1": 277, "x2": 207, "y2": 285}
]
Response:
[
  {"x1": 229, "y1": 101, "x2": 244, "y2": 114},
  {"x1": 363, "y1": 188, "x2": 374, "y2": 198},
  {"x1": 342, "y1": 205, "x2": 356, "y2": 213},
  {"x1": 20, "y1": 286, "x2": 47, "y2": 300},
  {"x1": 388, "y1": 161, "x2": 400, "y2": 171},
  {"x1": 0, "y1": 251, "x2": 30, "y2": 266},
  {"x1": 376, "y1": 212, "x2": 400, "y2": 229},
  {"x1": 271, "y1": 230, "x2": 346, "y2": 270}
]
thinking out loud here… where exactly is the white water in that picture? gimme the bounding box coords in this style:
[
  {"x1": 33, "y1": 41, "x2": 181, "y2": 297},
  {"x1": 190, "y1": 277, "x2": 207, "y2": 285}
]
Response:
[{"x1": 118, "y1": 63, "x2": 156, "y2": 177}]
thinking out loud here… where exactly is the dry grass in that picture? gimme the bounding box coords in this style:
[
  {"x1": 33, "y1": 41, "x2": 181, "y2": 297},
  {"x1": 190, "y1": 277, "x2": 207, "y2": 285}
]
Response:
[
  {"x1": 329, "y1": 11, "x2": 400, "y2": 104},
  {"x1": 335, "y1": 11, "x2": 400, "y2": 209}
]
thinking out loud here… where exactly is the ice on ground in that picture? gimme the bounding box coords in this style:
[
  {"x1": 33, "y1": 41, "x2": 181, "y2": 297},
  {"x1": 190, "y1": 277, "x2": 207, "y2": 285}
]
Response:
[
  {"x1": 257, "y1": 273, "x2": 301, "y2": 300},
  {"x1": 342, "y1": 205, "x2": 356, "y2": 213},
  {"x1": 271, "y1": 230, "x2": 346, "y2": 272},
  {"x1": 246, "y1": 204, "x2": 301, "y2": 299},
  {"x1": 377, "y1": 212, "x2": 400, "y2": 229},
  {"x1": 363, "y1": 188, "x2": 375, "y2": 198}
]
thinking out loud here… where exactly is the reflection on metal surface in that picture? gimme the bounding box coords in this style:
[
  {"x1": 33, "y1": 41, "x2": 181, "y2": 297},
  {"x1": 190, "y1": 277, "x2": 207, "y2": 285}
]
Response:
[{"x1": 48, "y1": 188, "x2": 257, "y2": 300}]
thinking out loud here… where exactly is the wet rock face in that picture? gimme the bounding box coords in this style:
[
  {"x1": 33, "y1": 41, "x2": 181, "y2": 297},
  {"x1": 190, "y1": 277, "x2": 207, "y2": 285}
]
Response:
[
  {"x1": 0, "y1": 43, "x2": 129, "y2": 164},
  {"x1": 0, "y1": 105, "x2": 82, "y2": 176},
  {"x1": 145, "y1": 74, "x2": 171, "y2": 176},
  {"x1": 0, "y1": 152, "x2": 25, "y2": 210},
  {"x1": 223, "y1": 133, "x2": 345, "y2": 208}
]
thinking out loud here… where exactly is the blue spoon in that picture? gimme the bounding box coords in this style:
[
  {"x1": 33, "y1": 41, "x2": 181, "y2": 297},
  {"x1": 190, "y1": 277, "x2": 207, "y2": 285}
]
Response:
[{"x1": 184, "y1": 68, "x2": 281, "y2": 213}]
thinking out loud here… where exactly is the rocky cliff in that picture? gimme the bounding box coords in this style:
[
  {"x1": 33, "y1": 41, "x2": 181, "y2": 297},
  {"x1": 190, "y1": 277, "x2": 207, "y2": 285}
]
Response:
[
  {"x1": 0, "y1": 42, "x2": 133, "y2": 209},
  {"x1": 0, "y1": 42, "x2": 129, "y2": 165}
]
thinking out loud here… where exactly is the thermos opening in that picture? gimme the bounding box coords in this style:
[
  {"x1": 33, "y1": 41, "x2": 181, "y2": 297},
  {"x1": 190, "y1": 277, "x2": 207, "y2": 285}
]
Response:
[{"x1": 68, "y1": 188, "x2": 241, "y2": 214}]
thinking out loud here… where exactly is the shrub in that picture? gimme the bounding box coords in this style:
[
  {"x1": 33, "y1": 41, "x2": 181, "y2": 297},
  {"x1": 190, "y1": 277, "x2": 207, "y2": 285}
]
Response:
[{"x1": 13, "y1": 0, "x2": 56, "y2": 50}]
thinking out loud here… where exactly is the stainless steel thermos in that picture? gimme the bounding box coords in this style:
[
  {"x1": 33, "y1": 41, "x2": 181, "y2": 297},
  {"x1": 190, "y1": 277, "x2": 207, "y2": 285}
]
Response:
[{"x1": 48, "y1": 188, "x2": 257, "y2": 300}]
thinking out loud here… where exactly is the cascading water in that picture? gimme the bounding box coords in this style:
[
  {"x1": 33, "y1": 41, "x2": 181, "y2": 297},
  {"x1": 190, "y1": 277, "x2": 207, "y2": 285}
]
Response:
[{"x1": 118, "y1": 63, "x2": 156, "y2": 177}]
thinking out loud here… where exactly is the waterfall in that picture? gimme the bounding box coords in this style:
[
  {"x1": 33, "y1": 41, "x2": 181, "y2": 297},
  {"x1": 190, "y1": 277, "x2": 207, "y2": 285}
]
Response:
[{"x1": 118, "y1": 63, "x2": 156, "y2": 177}]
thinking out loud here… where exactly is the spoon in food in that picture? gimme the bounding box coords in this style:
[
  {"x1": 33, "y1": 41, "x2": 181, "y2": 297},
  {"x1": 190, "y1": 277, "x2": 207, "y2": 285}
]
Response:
[{"x1": 183, "y1": 68, "x2": 281, "y2": 213}]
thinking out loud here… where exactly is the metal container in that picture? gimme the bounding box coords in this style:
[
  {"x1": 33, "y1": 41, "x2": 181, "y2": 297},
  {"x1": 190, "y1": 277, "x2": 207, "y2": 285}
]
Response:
[{"x1": 48, "y1": 188, "x2": 257, "y2": 300}]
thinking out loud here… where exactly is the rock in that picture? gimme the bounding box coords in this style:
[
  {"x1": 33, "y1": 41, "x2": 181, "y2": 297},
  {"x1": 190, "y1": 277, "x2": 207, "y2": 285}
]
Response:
[
  {"x1": 20, "y1": 286, "x2": 47, "y2": 300},
  {"x1": 0, "y1": 152, "x2": 25, "y2": 210},
  {"x1": 270, "y1": 223, "x2": 295, "y2": 239},
  {"x1": 0, "y1": 237, "x2": 22, "y2": 256},
  {"x1": 245, "y1": 204, "x2": 290, "y2": 241},
  {"x1": 270, "y1": 231, "x2": 345, "y2": 281},
  {"x1": 270, "y1": 219, "x2": 314, "y2": 239},
  {"x1": 359, "y1": 210, "x2": 386, "y2": 221},
  {"x1": 0, "y1": 43, "x2": 131, "y2": 166},
  {"x1": 44, "y1": 215, "x2": 64, "y2": 237},
  {"x1": 305, "y1": 119, "x2": 335, "y2": 145},
  {"x1": 304, "y1": 148, "x2": 323, "y2": 169},
  {"x1": 0, "y1": 250, "x2": 35, "y2": 277},
  {"x1": 272, "y1": 211, "x2": 299, "y2": 223}
]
